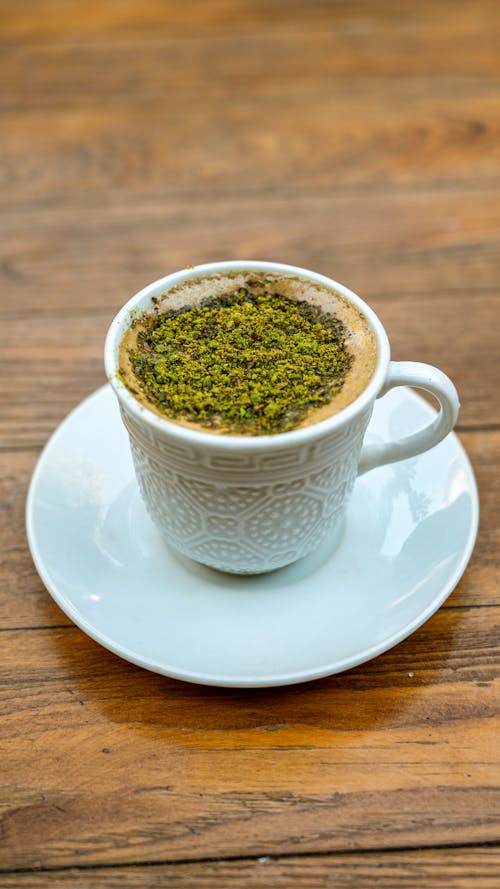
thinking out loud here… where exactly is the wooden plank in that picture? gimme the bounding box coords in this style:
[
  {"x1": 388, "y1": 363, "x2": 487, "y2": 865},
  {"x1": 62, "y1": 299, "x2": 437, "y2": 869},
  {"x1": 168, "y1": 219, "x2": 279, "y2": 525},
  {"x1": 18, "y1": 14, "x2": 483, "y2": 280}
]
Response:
[
  {"x1": 0, "y1": 847, "x2": 499, "y2": 887},
  {"x1": 2, "y1": 0, "x2": 499, "y2": 42},
  {"x1": 2, "y1": 1, "x2": 500, "y2": 207},
  {"x1": 0, "y1": 99, "x2": 497, "y2": 211},
  {"x1": 0, "y1": 607, "x2": 498, "y2": 867},
  {"x1": 2, "y1": 10, "x2": 500, "y2": 118},
  {"x1": 2, "y1": 89, "x2": 500, "y2": 206},
  {"x1": 4, "y1": 188, "x2": 500, "y2": 310}
]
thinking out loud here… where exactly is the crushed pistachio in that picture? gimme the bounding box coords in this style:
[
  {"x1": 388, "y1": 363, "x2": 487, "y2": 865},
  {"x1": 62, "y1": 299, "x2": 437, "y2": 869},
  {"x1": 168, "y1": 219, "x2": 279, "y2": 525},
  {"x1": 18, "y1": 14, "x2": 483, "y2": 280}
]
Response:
[{"x1": 128, "y1": 287, "x2": 353, "y2": 434}]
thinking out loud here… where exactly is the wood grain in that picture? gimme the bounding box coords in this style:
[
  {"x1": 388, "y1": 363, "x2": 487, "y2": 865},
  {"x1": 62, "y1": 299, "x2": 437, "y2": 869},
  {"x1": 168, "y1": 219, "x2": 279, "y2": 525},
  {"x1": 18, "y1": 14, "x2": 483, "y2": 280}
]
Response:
[
  {"x1": 0, "y1": 848, "x2": 499, "y2": 888},
  {"x1": 2, "y1": 0, "x2": 499, "y2": 200},
  {"x1": 1, "y1": 0, "x2": 498, "y2": 40},
  {"x1": 3, "y1": 13, "x2": 500, "y2": 115},
  {"x1": 0, "y1": 615, "x2": 498, "y2": 869},
  {"x1": 4, "y1": 188, "x2": 500, "y2": 309},
  {"x1": 3, "y1": 94, "x2": 500, "y2": 209},
  {"x1": 1, "y1": 0, "x2": 499, "y2": 884},
  {"x1": 2, "y1": 50, "x2": 500, "y2": 208}
]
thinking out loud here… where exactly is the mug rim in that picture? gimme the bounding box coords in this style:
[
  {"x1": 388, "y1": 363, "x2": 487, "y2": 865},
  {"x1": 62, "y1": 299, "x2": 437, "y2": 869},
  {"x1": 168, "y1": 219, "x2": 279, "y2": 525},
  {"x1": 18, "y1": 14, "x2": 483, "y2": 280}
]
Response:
[{"x1": 104, "y1": 260, "x2": 391, "y2": 449}]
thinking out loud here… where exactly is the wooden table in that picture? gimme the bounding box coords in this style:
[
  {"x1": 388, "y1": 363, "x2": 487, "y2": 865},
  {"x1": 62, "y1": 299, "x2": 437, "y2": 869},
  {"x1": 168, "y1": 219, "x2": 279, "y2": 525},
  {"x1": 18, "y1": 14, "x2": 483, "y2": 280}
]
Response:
[{"x1": 1, "y1": 2, "x2": 499, "y2": 885}]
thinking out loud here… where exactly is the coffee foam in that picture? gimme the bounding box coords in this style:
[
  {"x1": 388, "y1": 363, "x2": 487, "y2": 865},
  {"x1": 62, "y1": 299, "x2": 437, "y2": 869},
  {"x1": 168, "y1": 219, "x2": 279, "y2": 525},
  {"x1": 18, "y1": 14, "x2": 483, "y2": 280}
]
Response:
[{"x1": 119, "y1": 271, "x2": 378, "y2": 433}]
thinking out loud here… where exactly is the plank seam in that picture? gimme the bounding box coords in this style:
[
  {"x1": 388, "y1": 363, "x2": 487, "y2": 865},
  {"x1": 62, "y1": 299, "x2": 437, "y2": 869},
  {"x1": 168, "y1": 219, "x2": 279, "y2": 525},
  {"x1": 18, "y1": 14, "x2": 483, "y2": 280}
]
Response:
[{"x1": 0, "y1": 840, "x2": 498, "y2": 876}]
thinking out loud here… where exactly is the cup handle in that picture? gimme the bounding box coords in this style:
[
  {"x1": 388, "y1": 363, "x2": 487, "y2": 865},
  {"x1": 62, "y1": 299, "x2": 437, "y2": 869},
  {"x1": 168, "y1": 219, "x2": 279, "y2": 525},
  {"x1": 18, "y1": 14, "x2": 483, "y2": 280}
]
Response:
[{"x1": 358, "y1": 361, "x2": 460, "y2": 475}]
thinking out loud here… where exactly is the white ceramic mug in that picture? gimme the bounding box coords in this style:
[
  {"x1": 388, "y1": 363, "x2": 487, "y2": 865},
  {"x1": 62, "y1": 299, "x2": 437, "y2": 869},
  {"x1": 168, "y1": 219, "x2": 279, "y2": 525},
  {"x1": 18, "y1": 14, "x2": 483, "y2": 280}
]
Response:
[{"x1": 105, "y1": 261, "x2": 459, "y2": 574}]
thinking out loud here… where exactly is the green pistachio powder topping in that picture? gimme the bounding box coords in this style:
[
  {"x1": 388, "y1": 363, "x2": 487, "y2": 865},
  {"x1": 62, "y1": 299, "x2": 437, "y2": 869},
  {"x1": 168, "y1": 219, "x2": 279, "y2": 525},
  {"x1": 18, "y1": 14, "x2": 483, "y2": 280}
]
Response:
[{"x1": 128, "y1": 286, "x2": 353, "y2": 434}]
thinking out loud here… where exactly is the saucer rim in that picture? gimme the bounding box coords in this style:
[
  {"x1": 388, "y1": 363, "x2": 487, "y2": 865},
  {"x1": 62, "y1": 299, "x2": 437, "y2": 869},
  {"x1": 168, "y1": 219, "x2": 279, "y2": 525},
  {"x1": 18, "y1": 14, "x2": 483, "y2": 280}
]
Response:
[{"x1": 26, "y1": 385, "x2": 479, "y2": 688}]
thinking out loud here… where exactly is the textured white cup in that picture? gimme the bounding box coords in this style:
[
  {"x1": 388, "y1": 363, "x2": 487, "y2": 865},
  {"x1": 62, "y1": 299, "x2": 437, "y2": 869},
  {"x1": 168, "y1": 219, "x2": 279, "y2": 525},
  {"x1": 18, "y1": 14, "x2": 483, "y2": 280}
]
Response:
[{"x1": 105, "y1": 261, "x2": 459, "y2": 574}]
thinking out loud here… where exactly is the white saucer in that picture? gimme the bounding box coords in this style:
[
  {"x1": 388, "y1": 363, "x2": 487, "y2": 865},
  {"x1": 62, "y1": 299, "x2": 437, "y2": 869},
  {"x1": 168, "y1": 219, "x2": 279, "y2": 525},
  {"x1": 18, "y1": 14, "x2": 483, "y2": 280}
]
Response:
[{"x1": 27, "y1": 385, "x2": 478, "y2": 688}]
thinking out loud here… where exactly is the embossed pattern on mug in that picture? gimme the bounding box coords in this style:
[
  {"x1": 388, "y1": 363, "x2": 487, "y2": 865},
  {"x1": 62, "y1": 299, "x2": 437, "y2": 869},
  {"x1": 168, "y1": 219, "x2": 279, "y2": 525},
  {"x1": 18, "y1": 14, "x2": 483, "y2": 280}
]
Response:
[{"x1": 121, "y1": 404, "x2": 372, "y2": 573}]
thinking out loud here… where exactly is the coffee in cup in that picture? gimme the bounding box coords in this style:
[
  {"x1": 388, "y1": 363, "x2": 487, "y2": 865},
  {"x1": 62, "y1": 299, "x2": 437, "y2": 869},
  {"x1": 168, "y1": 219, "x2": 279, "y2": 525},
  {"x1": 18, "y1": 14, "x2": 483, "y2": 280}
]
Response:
[{"x1": 117, "y1": 271, "x2": 378, "y2": 436}]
